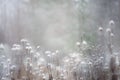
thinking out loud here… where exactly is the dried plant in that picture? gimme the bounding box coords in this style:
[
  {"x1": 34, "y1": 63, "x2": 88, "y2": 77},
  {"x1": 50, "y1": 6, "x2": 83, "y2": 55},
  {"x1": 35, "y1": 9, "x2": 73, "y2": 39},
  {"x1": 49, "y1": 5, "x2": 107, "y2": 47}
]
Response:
[{"x1": 0, "y1": 20, "x2": 120, "y2": 80}]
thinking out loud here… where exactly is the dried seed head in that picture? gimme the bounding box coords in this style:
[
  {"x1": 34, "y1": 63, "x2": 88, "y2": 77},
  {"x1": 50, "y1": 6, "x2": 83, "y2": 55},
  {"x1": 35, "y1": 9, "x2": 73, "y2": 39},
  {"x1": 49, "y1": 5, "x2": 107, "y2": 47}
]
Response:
[
  {"x1": 52, "y1": 52, "x2": 55, "y2": 56},
  {"x1": 45, "y1": 51, "x2": 51, "y2": 54},
  {"x1": 10, "y1": 65, "x2": 16, "y2": 70},
  {"x1": 106, "y1": 28, "x2": 111, "y2": 33},
  {"x1": 7, "y1": 59, "x2": 11, "y2": 63},
  {"x1": 76, "y1": 42, "x2": 80, "y2": 46},
  {"x1": 37, "y1": 45, "x2": 40, "y2": 49},
  {"x1": 12, "y1": 44, "x2": 21, "y2": 51},
  {"x1": 82, "y1": 40, "x2": 87, "y2": 45},
  {"x1": 110, "y1": 33, "x2": 114, "y2": 37},
  {"x1": 109, "y1": 20, "x2": 115, "y2": 25},
  {"x1": 55, "y1": 50, "x2": 59, "y2": 53},
  {"x1": 1, "y1": 77, "x2": 5, "y2": 80},
  {"x1": 26, "y1": 42, "x2": 30, "y2": 46},
  {"x1": 25, "y1": 46, "x2": 32, "y2": 50},
  {"x1": 81, "y1": 61, "x2": 86, "y2": 65},
  {"x1": 21, "y1": 38, "x2": 28, "y2": 43},
  {"x1": 30, "y1": 50, "x2": 34, "y2": 54},
  {"x1": 0, "y1": 44, "x2": 4, "y2": 49},
  {"x1": 13, "y1": 44, "x2": 20, "y2": 47},
  {"x1": 98, "y1": 27, "x2": 103, "y2": 31},
  {"x1": 29, "y1": 63, "x2": 33, "y2": 67}
]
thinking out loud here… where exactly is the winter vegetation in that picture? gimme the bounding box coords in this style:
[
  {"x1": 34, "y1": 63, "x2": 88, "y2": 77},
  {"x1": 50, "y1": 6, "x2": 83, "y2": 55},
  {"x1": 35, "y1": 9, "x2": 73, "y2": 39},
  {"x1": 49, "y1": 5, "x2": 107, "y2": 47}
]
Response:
[
  {"x1": 0, "y1": 24, "x2": 120, "y2": 80},
  {"x1": 0, "y1": 0, "x2": 120, "y2": 80}
]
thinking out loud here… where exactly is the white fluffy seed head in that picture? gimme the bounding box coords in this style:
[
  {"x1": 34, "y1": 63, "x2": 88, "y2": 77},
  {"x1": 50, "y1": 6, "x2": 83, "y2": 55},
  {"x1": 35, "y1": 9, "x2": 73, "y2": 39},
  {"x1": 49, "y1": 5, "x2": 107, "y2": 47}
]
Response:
[
  {"x1": 45, "y1": 51, "x2": 51, "y2": 54},
  {"x1": 1, "y1": 77, "x2": 5, "y2": 80},
  {"x1": 7, "y1": 59, "x2": 11, "y2": 63},
  {"x1": 110, "y1": 33, "x2": 114, "y2": 37},
  {"x1": 21, "y1": 38, "x2": 28, "y2": 43},
  {"x1": 82, "y1": 40, "x2": 87, "y2": 45},
  {"x1": 10, "y1": 65, "x2": 16, "y2": 70},
  {"x1": 106, "y1": 28, "x2": 111, "y2": 33},
  {"x1": 12, "y1": 44, "x2": 21, "y2": 51},
  {"x1": 37, "y1": 46, "x2": 40, "y2": 49},
  {"x1": 76, "y1": 42, "x2": 80, "y2": 46},
  {"x1": 109, "y1": 20, "x2": 115, "y2": 25},
  {"x1": 0, "y1": 44, "x2": 4, "y2": 49},
  {"x1": 98, "y1": 27, "x2": 103, "y2": 31},
  {"x1": 81, "y1": 61, "x2": 86, "y2": 64},
  {"x1": 25, "y1": 46, "x2": 32, "y2": 50},
  {"x1": 55, "y1": 50, "x2": 59, "y2": 53}
]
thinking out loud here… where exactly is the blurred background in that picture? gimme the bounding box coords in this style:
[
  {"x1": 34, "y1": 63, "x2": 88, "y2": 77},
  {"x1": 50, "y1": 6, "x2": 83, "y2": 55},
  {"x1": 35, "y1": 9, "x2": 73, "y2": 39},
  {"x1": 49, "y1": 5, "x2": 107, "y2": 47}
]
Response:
[{"x1": 0, "y1": 0, "x2": 120, "y2": 51}]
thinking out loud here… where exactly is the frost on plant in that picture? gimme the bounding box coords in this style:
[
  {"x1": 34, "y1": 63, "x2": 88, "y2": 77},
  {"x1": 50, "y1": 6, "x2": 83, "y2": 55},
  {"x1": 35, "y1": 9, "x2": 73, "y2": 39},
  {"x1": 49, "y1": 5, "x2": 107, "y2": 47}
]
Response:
[{"x1": 0, "y1": 0, "x2": 120, "y2": 80}]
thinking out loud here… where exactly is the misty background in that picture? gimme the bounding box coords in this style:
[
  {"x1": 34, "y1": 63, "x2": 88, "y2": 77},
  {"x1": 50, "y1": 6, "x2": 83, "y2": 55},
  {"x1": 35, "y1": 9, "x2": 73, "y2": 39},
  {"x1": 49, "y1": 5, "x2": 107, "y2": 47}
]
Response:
[{"x1": 0, "y1": 0, "x2": 120, "y2": 51}]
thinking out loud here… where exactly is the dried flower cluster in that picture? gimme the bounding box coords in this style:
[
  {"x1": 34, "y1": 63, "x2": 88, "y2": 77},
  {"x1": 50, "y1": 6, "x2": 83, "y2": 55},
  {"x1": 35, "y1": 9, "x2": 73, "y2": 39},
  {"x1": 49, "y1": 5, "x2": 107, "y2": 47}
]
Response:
[{"x1": 0, "y1": 20, "x2": 119, "y2": 80}]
